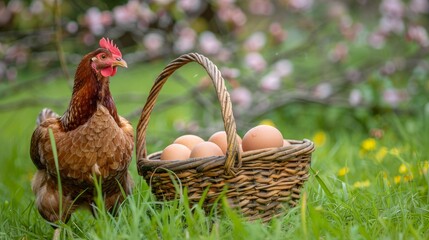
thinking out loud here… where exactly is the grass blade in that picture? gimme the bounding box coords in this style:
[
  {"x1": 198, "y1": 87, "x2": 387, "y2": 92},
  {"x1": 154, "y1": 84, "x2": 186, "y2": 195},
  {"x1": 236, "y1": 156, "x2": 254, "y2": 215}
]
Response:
[{"x1": 48, "y1": 128, "x2": 63, "y2": 223}]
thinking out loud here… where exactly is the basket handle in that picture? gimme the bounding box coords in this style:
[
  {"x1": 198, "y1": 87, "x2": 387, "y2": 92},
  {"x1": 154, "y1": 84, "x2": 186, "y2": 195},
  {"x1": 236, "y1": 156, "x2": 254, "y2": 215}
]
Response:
[{"x1": 136, "y1": 53, "x2": 241, "y2": 176}]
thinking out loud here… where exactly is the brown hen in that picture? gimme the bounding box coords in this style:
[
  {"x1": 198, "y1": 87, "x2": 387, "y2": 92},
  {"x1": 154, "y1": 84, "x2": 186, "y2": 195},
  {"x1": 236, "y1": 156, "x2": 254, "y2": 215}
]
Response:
[{"x1": 30, "y1": 38, "x2": 134, "y2": 225}]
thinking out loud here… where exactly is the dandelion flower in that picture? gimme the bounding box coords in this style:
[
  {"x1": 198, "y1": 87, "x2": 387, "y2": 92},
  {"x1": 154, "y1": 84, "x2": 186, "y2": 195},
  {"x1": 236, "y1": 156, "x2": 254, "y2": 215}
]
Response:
[
  {"x1": 337, "y1": 167, "x2": 349, "y2": 177},
  {"x1": 375, "y1": 147, "x2": 388, "y2": 162},
  {"x1": 394, "y1": 175, "x2": 401, "y2": 184},
  {"x1": 361, "y1": 138, "x2": 377, "y2": 151},
  {"x1": 259, "y1": 119, "x2": 275, "y2": 127},
  {"x1": 398, "y1": 163, "x2": 407, "y2": 174},
  {"x1": 313, "y1": 131, "x2": 327, "y2": 147},
  {"x1": 403, "y1": 175, "x2": 413, "y2": 182},
  {"x1": 353, "y1": 180, "x2": 371, "y2": 188}
]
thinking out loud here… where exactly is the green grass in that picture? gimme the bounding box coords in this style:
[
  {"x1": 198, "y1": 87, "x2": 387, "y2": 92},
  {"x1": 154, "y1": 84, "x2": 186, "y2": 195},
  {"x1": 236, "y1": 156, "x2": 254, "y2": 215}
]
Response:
[{"x1": 0, "y1": 61, "x2": 428, "y2": 239}]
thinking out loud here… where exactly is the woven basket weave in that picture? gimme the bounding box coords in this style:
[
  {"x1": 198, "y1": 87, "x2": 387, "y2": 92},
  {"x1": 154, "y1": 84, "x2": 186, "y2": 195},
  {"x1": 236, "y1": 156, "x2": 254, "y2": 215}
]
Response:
[{"x1": 136, "y1": 53, "x2": 315, "y2": 222}]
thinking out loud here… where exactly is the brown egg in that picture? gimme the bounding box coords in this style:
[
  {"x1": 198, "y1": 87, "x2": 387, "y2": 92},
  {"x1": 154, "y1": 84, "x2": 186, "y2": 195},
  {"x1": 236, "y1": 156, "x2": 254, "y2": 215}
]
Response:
[
  {"x1": 173, "y1": 135, "x2": 204, "y2": 150},
  {"x1": 190, "y1": 141, "x2": 224, "y2": 158},
  {"x1": 283, "y1": 139, "x2": 291, "y2": 147},
  {"x1": 242, "y1": 125, "x2": 284, "y2": 151},
  {"x1": 208, "y1": 131, "x2": 242, "y2": 154},
  {"x1": 160, "y1": 143, "x2": 191, "y2": 161}
]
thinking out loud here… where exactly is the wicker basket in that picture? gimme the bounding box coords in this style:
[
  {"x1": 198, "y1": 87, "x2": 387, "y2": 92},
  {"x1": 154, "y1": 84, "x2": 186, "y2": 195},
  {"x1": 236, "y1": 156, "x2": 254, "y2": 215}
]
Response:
[{"x1": 136, "y1": 53, "x2": 315, "y2": 222}]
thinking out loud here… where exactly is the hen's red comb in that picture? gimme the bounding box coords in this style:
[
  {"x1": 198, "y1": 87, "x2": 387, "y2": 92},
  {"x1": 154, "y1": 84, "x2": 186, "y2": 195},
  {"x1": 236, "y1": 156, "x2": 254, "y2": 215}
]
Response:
[{"x1": 99, "y1": 38, "x2": 122, "y2": 57}]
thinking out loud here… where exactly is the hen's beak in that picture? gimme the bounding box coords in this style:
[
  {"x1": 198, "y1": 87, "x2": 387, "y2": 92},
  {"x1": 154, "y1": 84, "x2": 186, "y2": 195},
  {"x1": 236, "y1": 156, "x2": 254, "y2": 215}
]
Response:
[{"x1": 112, "y1": 58, "x2": 128, "y2": 68}]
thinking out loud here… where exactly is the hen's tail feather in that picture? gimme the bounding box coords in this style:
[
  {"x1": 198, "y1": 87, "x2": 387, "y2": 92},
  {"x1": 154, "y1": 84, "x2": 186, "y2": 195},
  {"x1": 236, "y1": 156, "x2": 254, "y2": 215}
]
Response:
[{"x1": 36, "y1": 108, "x2": 60, "y2": 126}]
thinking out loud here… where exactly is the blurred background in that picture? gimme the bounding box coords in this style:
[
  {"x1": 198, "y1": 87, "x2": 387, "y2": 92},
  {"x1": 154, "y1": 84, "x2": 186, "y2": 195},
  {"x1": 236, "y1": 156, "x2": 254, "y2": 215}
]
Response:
[
  {"x1": 1, "y1": 0, "x2": 429, "y2": 133},
  {"x1": 1, "y1": 0, "x2": 429, "y2": 203}
]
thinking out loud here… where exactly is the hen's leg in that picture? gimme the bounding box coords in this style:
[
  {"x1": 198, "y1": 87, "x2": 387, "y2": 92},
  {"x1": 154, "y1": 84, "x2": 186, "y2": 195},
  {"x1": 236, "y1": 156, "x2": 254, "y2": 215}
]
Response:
[
  {"x1": 104, "y1": 172, "x2": 134, "y2": 216},
  {"x1": 32, "y1": 170, "x2": 75, "y2": 224}
]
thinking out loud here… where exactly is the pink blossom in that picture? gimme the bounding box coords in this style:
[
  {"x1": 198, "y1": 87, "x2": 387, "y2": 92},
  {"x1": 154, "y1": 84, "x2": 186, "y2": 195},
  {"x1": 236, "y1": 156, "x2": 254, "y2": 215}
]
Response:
[
  {"x1": 174, "y1": 27, "x2": 196, "y2": 53},
  {"x1": 113, "y1": 5, "x2": 137, "y2": 25},
  {"x1": 340, "y1": 19, "x2": 362, "y2": 41},
  {"x1": 134, "y1": 2, "x2": 156, "y2": 28},
  {"x1": 410, "y1": 0, "x2": 429, "y2": 14},
  {"x1": 199, "y1": 31, "x2": 222, "y2": 55},
  {"x1": 230, "y1": 8, "x2": 247, "y2": 27},
  {"x1": 269, "y1": 22, "x2": 287, "y2": 43},
  {"x1": 380, "y1": 61, "x2": 397, "y2": 75},
  {"x1": 85, "y1": 7, "x2": 104, "y2": 35},
  {"x1": 158, "y1": 11, "x2": 173, "y2": 28},
  {"x1": 260, "y1": 73, "x2": 281, "y2": 91},
  {"x1": 313, "y1": 83, "x2": 332, "y2": 99},
  {"x1": 221, "y1": 67, "x2": 241, "y2": 79},
  {"x1": 349, "y1": 89, "x2": 362, "y2": 106},
  {"x1": 368, "y1": 31, "x2": 386, "y2": 49},
  {"x1": 8, "y1": 0, "x2": 23, "y2": 13},
  {"x1": 345, "y1": 68, "x2": 362, "y2": 83},
  {"x1": 248, "y1": 0, "x2": 274, "y2": 16},
  {"x1": 5, "y1": 45, "x2": 28, "y2": 65},
  {"x1": 383, "y1": 89, "x2": 408, "y2": 107},
  {"x1": 85, "y1": 7, "x2": 112, "y2": 35},
  {"x1": 244, "y1": 52, "x2": 266, "y2": 72},
  {"x1": 217, "y1": 4, "x2": 247, "y2": 27},
  {"x1": 143, "y1": 32, "x2": 165, "y2": 55},
  {"x1": 29, "y1": 0, "x2": 44, "y2": 15},
  {"x1": 380, "y1": 0, "x2": 404, "y2": 18},
  {"x1": 177, "y1": 0, "x2": 202, "y2": 13},
  {"x1": 0, "y1": 2, "x2": 12, "y2": 26},
  {"x1": 379, "y1": 16, "x2": 404, "y2": 34},
  {"x1": 328, "y1": 2, "x2": 347, "y2": 20},
  {"x1": 244, "y1": 32, "x2": 266, "y2": 52},
  {"x1": 329, "y1": 42, "x2": 348, "y2": 62},
  {"x1": 288, "y1": 0, "x2": 314, "y2": 11},
  {"x1": 216, "y1": 48, "x2": 232, "y2": 62},
  {"x1": 83, "y1": 33, "x2": 96, "y2": 46},
  {"x1": 231, "y1": 87, "x2": 252, "y2": 110},
  {"x1": 101, "y1": 11, "x2": 113, "y2": 26},
  {"x1": 407, "y1": 25, "x2": 429, "y2": 48},
  {"x1": 66, "y1": 21, "x2": 79, "y2": 34},
  {"x1": 273, "y1": 59, "x2": 293, "y2": 77}
]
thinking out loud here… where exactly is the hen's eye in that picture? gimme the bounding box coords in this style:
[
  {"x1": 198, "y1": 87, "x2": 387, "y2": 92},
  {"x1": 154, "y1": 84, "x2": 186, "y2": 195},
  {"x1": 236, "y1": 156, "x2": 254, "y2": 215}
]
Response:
[{"x1": 101, "y1": 54, "x2": 106, "y2": 59}]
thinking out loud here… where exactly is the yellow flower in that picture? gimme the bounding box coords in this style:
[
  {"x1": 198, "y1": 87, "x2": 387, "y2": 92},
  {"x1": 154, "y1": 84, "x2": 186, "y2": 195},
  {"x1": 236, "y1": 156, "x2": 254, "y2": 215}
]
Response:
[
  {"x1": 403, "y1": 175, "x2": 413, "y2": 182},
  {"x1": 399, "y1": 163, "x2": 407, "y2": 174},
  {"x1": 394, "y1": 176, "x2": 401, "y2": 184},
  {"x1": 361, "y1": 138, "x2": 377, "y2": 152},
  {"x1": 259, "y1": 119, "x2": 276, "y2": 127},
  {"x1": 375, "y1": 147, "x2": 388, "y2": 162},
  {"x1": 313, "y1": 131, "x2": 327, "y2": 147},
  {"x1": 390, "y1": 148, "x2": 401, "y2": 156},
  {"x1": 337, "y1": 167, "x2": 349, "y2": 177},
  {"x1": 353, "y1": 180, "x2": 371, "y2": 188}
]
